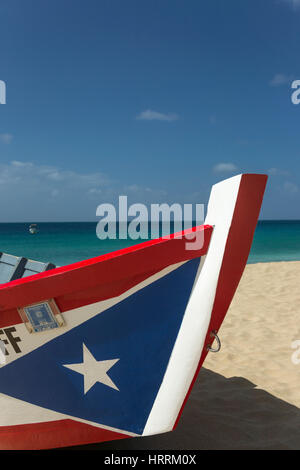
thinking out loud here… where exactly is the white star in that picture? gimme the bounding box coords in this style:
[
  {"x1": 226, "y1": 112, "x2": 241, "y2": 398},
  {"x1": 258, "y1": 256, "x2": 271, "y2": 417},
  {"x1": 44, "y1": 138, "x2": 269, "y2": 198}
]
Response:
[{"x1": 63, "y1": 343, "x2": 120, "y2": 394}]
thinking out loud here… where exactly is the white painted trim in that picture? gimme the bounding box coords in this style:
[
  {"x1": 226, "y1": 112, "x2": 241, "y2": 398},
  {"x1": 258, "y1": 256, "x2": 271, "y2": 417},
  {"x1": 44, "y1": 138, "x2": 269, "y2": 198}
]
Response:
[
  {"x1": 143, "y1": 174, "x2": 242, "y2": 436},
  {"x1": 0, "y1": 392, "x2": 138, "y2": 436}
]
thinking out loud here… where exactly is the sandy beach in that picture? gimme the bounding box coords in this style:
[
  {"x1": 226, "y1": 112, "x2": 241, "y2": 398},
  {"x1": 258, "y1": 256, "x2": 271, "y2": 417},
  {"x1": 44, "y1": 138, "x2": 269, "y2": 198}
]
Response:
[{"x1": 85, "y1": 261, "x2": 300, "y2": 450}]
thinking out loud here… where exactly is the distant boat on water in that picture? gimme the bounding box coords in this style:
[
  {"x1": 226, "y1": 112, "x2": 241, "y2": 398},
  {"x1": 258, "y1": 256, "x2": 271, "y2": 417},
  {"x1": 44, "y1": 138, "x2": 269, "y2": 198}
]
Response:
[{"x1": 29, "y1": 224, "x2": 38, "y2": 234}]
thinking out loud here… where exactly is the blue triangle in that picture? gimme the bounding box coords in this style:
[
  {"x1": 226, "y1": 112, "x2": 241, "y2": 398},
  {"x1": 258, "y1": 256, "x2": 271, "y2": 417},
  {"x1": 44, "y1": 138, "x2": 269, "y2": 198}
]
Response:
[{"x1": 0, "y1": 259, "x2": 199, "y2": 434}]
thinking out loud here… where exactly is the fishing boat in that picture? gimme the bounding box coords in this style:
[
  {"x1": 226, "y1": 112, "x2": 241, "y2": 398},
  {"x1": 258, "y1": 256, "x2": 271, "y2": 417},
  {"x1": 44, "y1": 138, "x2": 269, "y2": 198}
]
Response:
[
  {"x1": 29, "y1": 224, "x2": 38, "y2": 234},
  {"x1": 0, "y1": 174, "x2": 267, "y2": 450}
]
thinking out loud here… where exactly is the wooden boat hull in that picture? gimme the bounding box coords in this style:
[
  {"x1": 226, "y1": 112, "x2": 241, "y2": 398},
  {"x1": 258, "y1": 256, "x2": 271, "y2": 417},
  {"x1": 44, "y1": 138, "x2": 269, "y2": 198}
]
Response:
[{"x1": 0, "y1": 174, "x2": 267, "y2": 449}]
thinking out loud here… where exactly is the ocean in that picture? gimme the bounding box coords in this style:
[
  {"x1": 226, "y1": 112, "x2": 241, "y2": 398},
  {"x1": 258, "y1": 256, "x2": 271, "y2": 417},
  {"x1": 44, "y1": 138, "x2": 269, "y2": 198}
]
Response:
[{"x1": 0, "y1": 221, "x2": 299, "y2": 267}]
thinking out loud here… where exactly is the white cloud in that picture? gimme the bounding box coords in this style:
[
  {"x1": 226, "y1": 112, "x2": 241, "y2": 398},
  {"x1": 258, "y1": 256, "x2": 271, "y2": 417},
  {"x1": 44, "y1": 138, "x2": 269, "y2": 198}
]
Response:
[
  {"x1": 268, "y1": 167, "x2": 290, "y2": 176},
  {"x1": 51, "y1": 189, "x2": 60, "y2": 198},
  {"x1": 88, "y1": 188, "x2": 102, "y2": 195},
  {"x1": 126, "y1": 184, "x2": 140, "y2": 192},
  {"x1": 213, "y1": 162, "x2": 238, "y2": 173},
  {"x1": 0, "y1": 161, "x2": 109, "y2": 190},
  {"x1": 281, "y1": 0, "x2": 300, "y2": 10},
  {"x1": 124, "y1": 184, "x2": 167, "y2": 198},
  {"x1": 0, "y1": 160, "x2": 168, "y2": 221},
  {"x1": 283, "y1": 181, "x2": 299, "y2": 194},
  {"x1": 11, "y1": 160, "x2": 32, "y2": 167},
  {"x1": 136, "y1": 110, "x2": 179, "y2": 122},
  {"x1": 269, "y1": 74, "x2": 294, "y2": 87},
  {"x1": 0, "y1": 133, "x2": 13, "y2": 144},
  {"x1": 0, "y1": 161, "x2": 112, "y2": 220}
]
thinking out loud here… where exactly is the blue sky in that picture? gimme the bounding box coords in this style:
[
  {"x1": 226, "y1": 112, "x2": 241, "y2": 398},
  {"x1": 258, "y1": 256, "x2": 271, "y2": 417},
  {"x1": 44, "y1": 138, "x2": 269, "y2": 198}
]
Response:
[{"x1": 0, "y1": 0, "x2": 300, "y2": 221}]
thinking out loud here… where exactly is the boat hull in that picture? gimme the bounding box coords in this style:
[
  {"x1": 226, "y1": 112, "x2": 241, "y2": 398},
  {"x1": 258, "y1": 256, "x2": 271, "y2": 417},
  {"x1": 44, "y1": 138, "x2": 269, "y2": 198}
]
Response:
[{"x1": 0, "y1": 174, "x2": 267, "y2": 449}]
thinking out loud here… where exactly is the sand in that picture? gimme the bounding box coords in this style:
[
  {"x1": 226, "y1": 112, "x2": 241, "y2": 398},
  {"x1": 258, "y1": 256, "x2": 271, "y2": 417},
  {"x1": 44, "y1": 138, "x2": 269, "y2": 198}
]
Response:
[{"x1": 79, "y1": 261, "x2": 300, "y2": 450}]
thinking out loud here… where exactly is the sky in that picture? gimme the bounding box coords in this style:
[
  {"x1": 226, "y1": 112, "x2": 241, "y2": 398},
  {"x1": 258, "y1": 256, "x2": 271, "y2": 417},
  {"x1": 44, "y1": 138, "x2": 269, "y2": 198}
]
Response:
[{"x1": 0, "y1": 0, "x2": 300, "y2": 221}]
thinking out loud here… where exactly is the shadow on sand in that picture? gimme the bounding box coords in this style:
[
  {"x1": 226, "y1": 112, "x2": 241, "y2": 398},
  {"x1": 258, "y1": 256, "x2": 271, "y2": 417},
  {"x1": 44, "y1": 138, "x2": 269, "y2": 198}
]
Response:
[{"x1": 68, "y1": 367, "x2": 300, "y2": 450}]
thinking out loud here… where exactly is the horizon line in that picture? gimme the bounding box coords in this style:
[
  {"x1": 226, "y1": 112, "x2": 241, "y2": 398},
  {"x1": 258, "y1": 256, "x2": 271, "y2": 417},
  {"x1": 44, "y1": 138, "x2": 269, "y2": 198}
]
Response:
[{"x1": 0, "y1": 218, "x2": 299, "y2": 224}]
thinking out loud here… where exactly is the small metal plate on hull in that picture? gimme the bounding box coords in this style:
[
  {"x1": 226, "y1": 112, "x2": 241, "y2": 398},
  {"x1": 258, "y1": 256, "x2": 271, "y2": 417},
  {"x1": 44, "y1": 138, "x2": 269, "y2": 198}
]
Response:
[{"x1": 18, "y1": 299, "x2": 64, "y2": 333}]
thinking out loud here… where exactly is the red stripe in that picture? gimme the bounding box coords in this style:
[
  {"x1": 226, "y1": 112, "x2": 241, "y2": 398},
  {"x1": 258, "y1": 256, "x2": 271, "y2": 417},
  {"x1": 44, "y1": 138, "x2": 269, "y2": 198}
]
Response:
[
  {"x1": 173, "y1": 174, "x2": 268, "y2": 429},
  {"x1": 0, "y1": 225, "x2": 212, "y2": 328},
  {"x1": 0, "y1": 419, "x2": 130, "y2": 450}
]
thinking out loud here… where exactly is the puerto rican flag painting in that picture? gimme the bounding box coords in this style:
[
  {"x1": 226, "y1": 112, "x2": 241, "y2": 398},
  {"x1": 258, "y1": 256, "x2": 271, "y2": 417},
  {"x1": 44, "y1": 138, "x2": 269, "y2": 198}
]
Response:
[{"x1": 0, "y1": 174, "x2": 267, "y2": 449}]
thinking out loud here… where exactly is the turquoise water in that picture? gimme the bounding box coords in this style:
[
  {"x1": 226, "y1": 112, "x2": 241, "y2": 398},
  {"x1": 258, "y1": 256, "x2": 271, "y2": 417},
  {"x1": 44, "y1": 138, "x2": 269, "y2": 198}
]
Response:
[
  {"x1": 0, "y1": 221, "x2": 299, "y2": 266},
  {"x1": 248, "y1": 220, "x2": 300, "y2": 264}
]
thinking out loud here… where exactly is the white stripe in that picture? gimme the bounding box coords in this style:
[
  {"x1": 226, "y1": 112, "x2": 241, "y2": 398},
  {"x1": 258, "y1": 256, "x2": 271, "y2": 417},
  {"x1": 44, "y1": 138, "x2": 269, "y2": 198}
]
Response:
[
  {"x1": 0, "y1": 392, "x2": 137, "y2": 436},
  {"x1": 143, "y1": 174, "x2": 242, "y2": 435}
]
